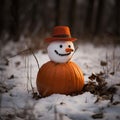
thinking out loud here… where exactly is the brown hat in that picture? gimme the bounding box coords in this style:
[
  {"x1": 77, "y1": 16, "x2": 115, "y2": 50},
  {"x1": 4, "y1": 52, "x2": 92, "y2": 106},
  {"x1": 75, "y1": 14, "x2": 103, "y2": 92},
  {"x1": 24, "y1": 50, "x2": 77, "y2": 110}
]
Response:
[{"x1": 45, "y1": 26, "x2": 77, "y2": 43}]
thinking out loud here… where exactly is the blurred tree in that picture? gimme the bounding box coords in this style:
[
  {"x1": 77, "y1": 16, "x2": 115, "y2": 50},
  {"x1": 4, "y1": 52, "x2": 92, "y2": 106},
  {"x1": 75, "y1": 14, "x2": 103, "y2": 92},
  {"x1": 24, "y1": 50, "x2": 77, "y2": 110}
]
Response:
[
  {"x1": 55, "y1": 0, "x2": 70, "y2": 26},
  {"x1": 41, "y1": 0, "x2": 50, "y2": 33},
  {"x1": 29, "y1": 0, "x2": 38, "y2": 35},
  {"x1": 114, "y1": 0, "x2": 120, "y2": 36},
  {"x1": 0, "y1": 0, "x2": 4, "y2": 37},
  {"x1": 0, "y1": 0, "x2": 119, "y2": 44},
  {"x1": 10, "y1": 0, "x2": 19, "y2": 41},
  {"x1": 94, "y1": 0, "x2": 104, "y2": 35},
  {"x1": 55, "y1": 0, "x2": 60, "y2": 25},
  {"x1": 85, "y1": 0, "x2": 104, "y2": 36},
  {"x1": 84, "y1": 0, "x2": 94, "y2": 34},
  {"x1": 69, "y1": 0, "x2": 77, "y2": 31},
  {"x1": 0, "y1": 0, "x2": 11, "y2": 42}
]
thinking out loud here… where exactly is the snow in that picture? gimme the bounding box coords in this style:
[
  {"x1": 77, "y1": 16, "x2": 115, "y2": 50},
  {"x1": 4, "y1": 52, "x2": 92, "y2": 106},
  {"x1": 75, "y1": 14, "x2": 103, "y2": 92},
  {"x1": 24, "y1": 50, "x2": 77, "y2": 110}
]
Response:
[{"x1": 0, "y1": 41, "x2": 120, "y2": 120}]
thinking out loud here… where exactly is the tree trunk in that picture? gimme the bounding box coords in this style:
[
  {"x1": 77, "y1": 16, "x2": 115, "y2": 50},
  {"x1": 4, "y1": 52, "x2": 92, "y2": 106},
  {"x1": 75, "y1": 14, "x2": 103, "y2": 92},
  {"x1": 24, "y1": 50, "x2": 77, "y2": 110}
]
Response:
[
  {"x1": 94, "y1": 0, "x2": 104, "y2": 35},
  {"x1": 29, "y1": 0, "x2": 38, "y2": 37},
  {"x1": 55, "y1": 0, "x2": 70, "y2": 25},
  {"x1": 0, "y1": 0, "x2": 5, "y2": 37},
  {"x1": 10, "y1": 0, "x2": 19, "y2": 41},
  {"x1": 84, "y1": 0, "x2": 95, "y2": 34},
  {"x1": 114, "y1": 0, "x2": 120, "y2": 36},
  {"x1": 69, "y1": 0, "x2": 77, "y2": 32},
  {"x1": 55, "y1": 0, "x2": 60, "y2": 25}
]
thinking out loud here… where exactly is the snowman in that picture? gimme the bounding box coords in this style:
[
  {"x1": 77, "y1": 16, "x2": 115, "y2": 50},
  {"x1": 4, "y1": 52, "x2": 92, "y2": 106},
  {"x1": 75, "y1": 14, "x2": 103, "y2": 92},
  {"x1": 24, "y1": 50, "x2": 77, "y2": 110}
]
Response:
[
  {"x1": 47, "y1": 40, "x2": 74, "y2": 63},
  {"x1": 36, "y1": 26, "x2": 84, "y2": 97}
]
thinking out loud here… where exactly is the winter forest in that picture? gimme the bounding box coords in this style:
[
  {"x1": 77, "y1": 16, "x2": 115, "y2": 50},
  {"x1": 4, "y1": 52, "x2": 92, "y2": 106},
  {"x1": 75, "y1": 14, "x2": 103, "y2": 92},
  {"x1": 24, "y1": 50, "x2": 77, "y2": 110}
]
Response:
[
  {"x1": 0, "y1": 0, "x2": 120, "y2": 120},
  {"x1": 0, "y1": 0, "x2": 120, "y2": 44}
]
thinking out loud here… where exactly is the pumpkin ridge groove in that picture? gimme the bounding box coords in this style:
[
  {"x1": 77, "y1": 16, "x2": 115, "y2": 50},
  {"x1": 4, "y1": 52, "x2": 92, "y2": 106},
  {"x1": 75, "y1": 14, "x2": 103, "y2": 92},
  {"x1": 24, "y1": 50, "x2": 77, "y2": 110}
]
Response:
[{"x1": 36, "y1": 61, "x2": 84, "y2": 97}]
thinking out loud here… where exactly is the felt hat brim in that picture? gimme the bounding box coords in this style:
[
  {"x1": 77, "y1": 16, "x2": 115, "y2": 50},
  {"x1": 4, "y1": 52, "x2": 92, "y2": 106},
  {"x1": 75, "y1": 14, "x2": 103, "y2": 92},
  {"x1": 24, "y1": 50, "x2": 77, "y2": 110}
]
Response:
[{"x1": 45, "y1": 37, "x2": 77, "y2": 43}]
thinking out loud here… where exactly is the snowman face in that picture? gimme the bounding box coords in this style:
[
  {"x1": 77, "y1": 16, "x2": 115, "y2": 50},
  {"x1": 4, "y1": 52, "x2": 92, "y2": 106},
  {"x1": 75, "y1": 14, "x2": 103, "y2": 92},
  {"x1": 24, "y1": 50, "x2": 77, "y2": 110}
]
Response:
[{"x1": 47, "y1": 41, "x2": 75, "y2": 63}]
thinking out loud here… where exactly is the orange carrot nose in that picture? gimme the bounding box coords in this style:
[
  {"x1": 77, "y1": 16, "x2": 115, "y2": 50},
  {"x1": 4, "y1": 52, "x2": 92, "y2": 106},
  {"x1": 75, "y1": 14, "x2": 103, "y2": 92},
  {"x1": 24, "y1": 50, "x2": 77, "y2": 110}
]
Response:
[{"x1": 65, "y1": 48, "x2": 74, "y2": 52}]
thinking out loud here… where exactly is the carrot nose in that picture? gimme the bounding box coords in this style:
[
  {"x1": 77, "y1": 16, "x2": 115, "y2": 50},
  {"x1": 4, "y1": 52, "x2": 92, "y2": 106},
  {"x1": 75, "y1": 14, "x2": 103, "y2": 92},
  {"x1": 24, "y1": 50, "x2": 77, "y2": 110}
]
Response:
[{"x1": 65, "y1": 48, "x2": 74, "y2": 52}]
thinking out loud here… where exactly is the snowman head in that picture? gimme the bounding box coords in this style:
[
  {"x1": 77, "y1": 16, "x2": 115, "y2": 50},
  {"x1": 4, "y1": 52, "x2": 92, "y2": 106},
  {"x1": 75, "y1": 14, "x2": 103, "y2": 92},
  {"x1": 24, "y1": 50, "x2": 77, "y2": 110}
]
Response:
[
  {"x1": 45, "y1": 26, "x2": 77, "y2": 63},
  {"x1": 47, "y1": 41, "x2": 75, "y2": 63}
]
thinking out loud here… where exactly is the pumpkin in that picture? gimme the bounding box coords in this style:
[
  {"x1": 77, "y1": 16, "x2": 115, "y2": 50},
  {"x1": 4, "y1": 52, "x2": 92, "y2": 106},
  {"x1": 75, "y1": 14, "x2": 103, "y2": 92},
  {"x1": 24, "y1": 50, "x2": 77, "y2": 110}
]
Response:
[{"x1": 36, "y1": 61, "x2": 84, "y2": 97}]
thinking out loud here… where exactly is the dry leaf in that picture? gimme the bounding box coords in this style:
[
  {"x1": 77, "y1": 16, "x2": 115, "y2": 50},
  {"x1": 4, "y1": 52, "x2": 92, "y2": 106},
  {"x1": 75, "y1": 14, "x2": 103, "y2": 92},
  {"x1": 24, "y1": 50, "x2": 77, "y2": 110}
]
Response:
[
  {"x1": 92, "y1": 113, "x2": 104, "y2": 119},
  {"x1": 100, "y1": 61, "x2": 107, "y2": 66}
]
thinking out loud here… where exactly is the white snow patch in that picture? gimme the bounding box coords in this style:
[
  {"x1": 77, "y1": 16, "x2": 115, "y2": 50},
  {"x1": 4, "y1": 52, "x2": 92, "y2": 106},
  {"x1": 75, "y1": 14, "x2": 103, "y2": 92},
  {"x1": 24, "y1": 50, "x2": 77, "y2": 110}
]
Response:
[{"x1": 0, "y1": 42, "x2": 120, "y2": 120}]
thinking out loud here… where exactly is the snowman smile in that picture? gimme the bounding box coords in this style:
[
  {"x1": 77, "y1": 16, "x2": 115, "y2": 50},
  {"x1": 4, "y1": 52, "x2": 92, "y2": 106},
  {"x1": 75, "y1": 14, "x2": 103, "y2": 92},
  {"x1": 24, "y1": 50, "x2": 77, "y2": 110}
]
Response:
[{"x1": 54, "y1": 50, "x2": 71, "y2": 56}]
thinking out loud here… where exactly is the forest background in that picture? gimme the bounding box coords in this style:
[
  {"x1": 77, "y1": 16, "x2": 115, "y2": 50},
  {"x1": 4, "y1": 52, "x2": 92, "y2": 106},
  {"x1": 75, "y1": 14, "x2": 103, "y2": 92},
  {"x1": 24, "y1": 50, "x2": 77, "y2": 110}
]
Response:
[{"x1": 0, "y1": 0, "x2": 120, "y2": 46}]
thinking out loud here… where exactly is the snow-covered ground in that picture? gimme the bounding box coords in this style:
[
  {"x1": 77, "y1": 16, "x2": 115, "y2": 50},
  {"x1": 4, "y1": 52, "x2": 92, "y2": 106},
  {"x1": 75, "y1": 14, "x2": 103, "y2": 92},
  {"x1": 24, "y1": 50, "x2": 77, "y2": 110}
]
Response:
[{"x1": 0, "y1": 41, "x2": 120, "y2": 120}]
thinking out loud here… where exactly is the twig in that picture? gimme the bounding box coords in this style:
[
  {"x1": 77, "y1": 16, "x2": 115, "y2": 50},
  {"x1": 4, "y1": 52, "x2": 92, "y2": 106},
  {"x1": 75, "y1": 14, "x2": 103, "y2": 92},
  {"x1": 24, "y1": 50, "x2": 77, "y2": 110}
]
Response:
[
  {"x1": 73, "y1": 46, "x2": 78, "y2": 56},
  {"x1": 116, "y1": 62, "x2": 120, "y2": 71},
  {"x1": 67, "y1": 46, "x2": 78, "y2": 62},
  {"x1": 106, "y1": 52, "x2": 109, "y2": 75},
  {"x1": 8, "y1": 48, "x2": 30, "y2": 59},
  {"x1": 26, "y1": 56, "x2": 30, "y2": 93},
  {"x1": 29, "y1": 48, "x2": 39, "y2": 69},
  {"x1": 112, "y1": 48, "x2": 115, "y2": 73},
  {"x1": 7, "y1": 47, "x2": 40, "y2": 69},
  {"x1": 30, "y1": 64, "x2": 34, "y2": 94}
]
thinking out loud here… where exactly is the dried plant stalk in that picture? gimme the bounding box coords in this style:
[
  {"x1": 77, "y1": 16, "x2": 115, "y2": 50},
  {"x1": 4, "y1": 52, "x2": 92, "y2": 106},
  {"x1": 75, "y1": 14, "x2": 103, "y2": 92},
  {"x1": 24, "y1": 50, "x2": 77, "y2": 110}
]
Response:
[
  {"x1": 30, "y1": 64, "x2": 35, "y2": 94},
  {"x1": 26, "y1": 56, "x2": 30, "y2": 93},
  {"x1": 29, "y1": 48, "x2": 39, "y2": 69},
  {"x1": 7, "y1": 47, "x2": 40, "y2": 69}
]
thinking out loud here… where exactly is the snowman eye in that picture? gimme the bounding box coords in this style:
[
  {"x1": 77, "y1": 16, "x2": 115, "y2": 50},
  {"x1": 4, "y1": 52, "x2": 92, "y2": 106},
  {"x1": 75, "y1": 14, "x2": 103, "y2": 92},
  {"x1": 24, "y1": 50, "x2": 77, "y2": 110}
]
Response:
[
  {"x1": 68, "y1": 45, "x2": 71, "y2": 48},
  {"x1": 59, "y1": 45, "x2": 63, "y2": 48}
]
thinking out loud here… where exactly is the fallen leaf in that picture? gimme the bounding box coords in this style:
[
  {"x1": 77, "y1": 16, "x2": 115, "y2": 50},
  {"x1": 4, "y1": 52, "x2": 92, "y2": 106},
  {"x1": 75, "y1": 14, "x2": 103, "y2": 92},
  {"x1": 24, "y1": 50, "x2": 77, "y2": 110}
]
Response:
[
  {"x1": 100, "y1": 61, "x2": 107, "y2": 66},
  {"x1": 92, "y1": 113, "x2": 103, "y2": 119},
  {"x1": 15, "y1": 61, "x2": 21, "y2": 67},
  {"x1": 88, "y1": 73, "x2": 96, "y2": 80},
  {"x1": 8, "y1": 75, "x2": 14, "y2": 79},
  {"x1": 112, "y1": 101, "x2": 120, "y2": 105}
]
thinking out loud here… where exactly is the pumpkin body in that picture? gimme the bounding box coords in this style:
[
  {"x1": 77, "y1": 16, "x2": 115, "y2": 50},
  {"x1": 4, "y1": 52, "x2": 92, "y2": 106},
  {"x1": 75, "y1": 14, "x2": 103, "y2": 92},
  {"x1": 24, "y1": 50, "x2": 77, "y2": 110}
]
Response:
[{"x1": 36, "y1": 61, "x2": 84, "y2": 97}]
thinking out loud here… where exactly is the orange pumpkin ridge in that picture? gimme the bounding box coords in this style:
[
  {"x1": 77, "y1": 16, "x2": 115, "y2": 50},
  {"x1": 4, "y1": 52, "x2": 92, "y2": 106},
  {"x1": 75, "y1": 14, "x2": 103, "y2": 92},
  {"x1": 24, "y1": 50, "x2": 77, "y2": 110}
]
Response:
[
  {"x1": 71, "y1": 62, "x2": 84, "y2": 91},
  {"x1": 36, "y1": 61, "x2": 84, "y2": 97}
]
